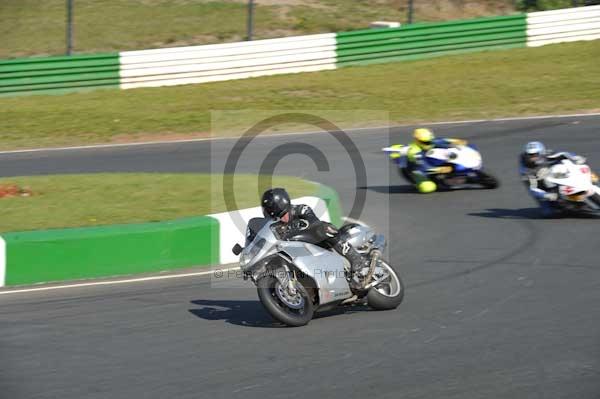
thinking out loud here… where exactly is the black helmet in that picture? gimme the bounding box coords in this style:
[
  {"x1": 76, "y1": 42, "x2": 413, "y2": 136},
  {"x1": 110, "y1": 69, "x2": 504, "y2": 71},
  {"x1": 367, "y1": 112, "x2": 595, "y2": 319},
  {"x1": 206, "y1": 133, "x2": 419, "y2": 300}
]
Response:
[{"x1": 261, "y1": 188, "x2": 291, "y2": 219}]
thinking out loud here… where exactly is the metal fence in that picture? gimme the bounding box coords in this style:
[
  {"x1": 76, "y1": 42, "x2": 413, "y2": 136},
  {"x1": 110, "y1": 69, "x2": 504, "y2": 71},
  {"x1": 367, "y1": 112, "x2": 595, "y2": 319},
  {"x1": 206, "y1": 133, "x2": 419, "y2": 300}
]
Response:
[
  {"x1": 2, "y1": 0, "x2": 594, "y2": 59},
  {"x1": 3, "y1": 5, "x2": 599, "y2": 96}
]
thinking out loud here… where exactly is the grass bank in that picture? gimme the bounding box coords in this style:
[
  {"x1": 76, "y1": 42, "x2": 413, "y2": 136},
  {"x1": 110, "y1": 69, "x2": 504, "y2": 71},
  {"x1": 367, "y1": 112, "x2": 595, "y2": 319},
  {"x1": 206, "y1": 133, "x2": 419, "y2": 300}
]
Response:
[
  {"x1": 0, "y1": 41, "x2": 599, "y2": 150},
  {"x1": 1, "y1": 0, "x2": 516, "y2": 58},
  {"x1": 0, "y1": 174, "x2": 315, "y2": 232}
]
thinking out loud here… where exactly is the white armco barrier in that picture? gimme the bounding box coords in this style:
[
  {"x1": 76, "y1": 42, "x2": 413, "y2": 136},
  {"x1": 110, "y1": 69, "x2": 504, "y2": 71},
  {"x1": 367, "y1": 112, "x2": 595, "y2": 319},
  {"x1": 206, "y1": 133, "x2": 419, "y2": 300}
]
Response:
[
  {"x1": 119, "y1": 33, "x2": 337, "y2": 89},
  {"x1": 113, "y1": 6, "x2": 600, "y2": 90},
  {"x1": 527, "y1": 5, "x2": 600, "y2": 47}
]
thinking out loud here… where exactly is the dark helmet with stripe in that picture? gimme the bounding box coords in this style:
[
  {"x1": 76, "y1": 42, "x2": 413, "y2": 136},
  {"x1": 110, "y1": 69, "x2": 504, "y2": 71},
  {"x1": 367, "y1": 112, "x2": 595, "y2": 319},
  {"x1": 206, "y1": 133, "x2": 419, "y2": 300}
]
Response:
[{"x1": 261, "y1": 188, "x2": 291, "y2": 219}]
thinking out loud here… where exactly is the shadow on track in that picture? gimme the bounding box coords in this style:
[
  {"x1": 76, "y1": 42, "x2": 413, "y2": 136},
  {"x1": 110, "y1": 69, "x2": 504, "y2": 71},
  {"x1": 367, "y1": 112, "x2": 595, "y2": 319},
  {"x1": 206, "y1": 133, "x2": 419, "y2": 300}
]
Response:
[
  {"x1": 189, "y1": 299, "x2": 372, "y2": 328},
  {"x1": 358, "y1": 185, "x2": 416, "y2": 194},
  {"x1": 189, "y1": 299, "x2": 283, "y2": 328},
  {"x1": 314, "y1": 304, "x2": 371, "y2": 319},
  {"x1": 468, "y1": 207, "x2": 542, "y2": 219},
  {"x1": 358, "y1": 185, "x2": 489, "y2": 195},
  {"x1": 469, "y1": 208, "x2": 600, "y2": 219}
]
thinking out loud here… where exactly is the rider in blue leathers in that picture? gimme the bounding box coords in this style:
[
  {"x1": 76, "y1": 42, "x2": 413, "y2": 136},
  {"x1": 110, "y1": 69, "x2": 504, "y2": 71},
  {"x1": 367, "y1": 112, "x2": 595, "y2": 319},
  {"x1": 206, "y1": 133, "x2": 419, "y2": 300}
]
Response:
[{"x1": 389, "y1": 128, "x2": 467, "y2": 193}]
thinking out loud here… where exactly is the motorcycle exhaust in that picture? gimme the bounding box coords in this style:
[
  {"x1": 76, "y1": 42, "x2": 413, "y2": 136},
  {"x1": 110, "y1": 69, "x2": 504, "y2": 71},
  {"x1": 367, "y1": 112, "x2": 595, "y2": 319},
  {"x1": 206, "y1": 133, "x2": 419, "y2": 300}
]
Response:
[{"x1": 362, "y1": 250, "x2": 381, "y2": 290}]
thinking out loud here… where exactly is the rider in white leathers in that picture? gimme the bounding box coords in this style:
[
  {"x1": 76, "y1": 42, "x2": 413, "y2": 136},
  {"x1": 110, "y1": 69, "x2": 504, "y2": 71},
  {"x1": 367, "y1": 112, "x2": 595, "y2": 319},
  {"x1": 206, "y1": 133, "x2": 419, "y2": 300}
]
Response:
[{"x1": 519, "y1": 141, "x2": 597, "y2": 216}]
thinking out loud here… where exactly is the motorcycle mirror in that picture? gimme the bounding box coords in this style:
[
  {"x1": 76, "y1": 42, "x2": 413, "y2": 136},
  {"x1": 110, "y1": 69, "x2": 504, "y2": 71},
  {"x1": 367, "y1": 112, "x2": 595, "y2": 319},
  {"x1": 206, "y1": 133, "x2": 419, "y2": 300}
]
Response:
[{"x1": 232, "y1": 243, "x2": 243, "y2": 256}]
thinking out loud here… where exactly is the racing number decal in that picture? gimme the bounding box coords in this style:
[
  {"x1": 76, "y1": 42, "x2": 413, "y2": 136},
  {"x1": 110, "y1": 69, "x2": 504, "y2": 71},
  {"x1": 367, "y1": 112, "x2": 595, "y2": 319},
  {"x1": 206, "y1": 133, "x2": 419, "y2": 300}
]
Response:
[{"x1": 560, "y1": 186, "x2": 575, "y2": 195}]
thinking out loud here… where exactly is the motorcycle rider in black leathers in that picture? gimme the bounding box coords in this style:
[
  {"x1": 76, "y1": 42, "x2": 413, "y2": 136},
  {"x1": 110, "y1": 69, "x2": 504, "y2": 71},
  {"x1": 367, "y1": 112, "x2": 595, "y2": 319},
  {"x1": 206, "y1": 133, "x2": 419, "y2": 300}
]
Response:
[
  {"x1": 261, "y1": 188, "x2": 369, "y2": 286},
  {"x1": 519, "y1": 141, "x2": 596, "y2": 216}
]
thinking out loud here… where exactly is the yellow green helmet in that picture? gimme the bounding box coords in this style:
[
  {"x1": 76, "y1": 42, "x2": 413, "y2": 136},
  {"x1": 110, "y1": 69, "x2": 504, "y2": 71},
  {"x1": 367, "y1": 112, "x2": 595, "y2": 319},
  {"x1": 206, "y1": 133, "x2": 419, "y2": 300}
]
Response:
[{"x1": 413, "y1": 128, "x2": 435, "y2": 149}]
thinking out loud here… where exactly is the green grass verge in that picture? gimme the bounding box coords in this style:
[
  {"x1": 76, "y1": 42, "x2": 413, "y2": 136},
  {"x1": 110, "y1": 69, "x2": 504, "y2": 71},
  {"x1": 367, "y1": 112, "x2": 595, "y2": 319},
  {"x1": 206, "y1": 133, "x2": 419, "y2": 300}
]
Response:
[
  {"x1": 1, "y1": 0, "x2": 516, "y2": 59},
  {"x1": 0, "y1": 173, "x2": 316, "y2": 233},
  {"x1": 0, "y1": 41, "x2": 598, "y2": 150}
]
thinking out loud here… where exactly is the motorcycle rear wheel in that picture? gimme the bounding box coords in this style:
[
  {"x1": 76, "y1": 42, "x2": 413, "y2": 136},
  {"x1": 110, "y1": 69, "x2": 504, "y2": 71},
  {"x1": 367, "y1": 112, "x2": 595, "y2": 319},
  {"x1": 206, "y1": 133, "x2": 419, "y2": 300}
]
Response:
[
  {"x1": 590, "y1": 193, "x2": 600, "y2": 207},
  {"x1": 477, "y1": 170, "x2": 500, "y2": 189},
  {"x1": 257, "y1": 276, "x2": 314, "y2": 327},
  {"x1": 367, "y1": 260, "x2": 404, "y2": 310}
]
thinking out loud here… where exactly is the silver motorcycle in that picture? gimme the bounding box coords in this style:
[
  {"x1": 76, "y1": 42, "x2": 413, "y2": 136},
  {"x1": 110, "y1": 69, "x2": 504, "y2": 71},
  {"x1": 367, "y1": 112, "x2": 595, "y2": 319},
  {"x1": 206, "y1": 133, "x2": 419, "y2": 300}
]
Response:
[{"x1": 232, "y1": 218, "x2": 404, "y2": 326}]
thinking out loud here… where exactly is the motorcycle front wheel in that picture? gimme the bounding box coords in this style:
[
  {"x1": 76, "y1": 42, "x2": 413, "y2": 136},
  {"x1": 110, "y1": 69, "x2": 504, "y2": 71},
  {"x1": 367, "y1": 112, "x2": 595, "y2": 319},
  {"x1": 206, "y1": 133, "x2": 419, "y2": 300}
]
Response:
[
  {"x1": 367, "y1": 260, "x2": 405, "y2": 310},
  {"x1": 257, "y1": 276, "x2": 314, "y2": 327}
]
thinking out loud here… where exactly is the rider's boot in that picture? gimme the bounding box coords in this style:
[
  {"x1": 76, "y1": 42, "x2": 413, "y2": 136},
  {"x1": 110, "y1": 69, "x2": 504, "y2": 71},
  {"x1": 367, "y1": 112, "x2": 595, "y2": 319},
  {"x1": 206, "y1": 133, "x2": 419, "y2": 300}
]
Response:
[
  {"x1": 412, "y1": 171, "x2": 437, "y2": 194},
  {"x1": 333, "y1": 242, "x2": 370, "y2": 289},
  {"x1": 417, "y1": 180, "x2": 437, "y2": 194}
]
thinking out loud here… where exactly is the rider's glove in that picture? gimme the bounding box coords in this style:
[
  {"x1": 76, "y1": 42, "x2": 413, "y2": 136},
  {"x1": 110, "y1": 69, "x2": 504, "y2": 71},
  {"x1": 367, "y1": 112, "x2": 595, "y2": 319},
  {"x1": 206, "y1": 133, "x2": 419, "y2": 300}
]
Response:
[
  {"x1": 325, "y1": 223, "x2": 338, "y2": 238},
  {"x1": 427, "y1": 166, "x2": 453, "y2": 174},
  {"x1": 543, "y1": 192, "x2": 558, "y2": 201},
  {"x1": 536, "y1": 167, "x2": 551, "y2": 179}
]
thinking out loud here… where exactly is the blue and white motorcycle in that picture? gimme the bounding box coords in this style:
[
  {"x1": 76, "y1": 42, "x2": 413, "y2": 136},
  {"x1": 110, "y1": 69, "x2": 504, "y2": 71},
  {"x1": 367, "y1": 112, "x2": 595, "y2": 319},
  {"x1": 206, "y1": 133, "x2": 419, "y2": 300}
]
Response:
[{"x1": 383, "y1": 143, "x2": 500, "y2": 190}]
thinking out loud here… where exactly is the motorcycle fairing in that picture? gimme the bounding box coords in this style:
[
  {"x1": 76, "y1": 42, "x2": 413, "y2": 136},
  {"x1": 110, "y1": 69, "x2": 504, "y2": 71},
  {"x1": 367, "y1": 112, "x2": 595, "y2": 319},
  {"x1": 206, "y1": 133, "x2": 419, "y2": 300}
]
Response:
[{"x1": 281, "y1": 242, "x2": 353, "y2": 305}]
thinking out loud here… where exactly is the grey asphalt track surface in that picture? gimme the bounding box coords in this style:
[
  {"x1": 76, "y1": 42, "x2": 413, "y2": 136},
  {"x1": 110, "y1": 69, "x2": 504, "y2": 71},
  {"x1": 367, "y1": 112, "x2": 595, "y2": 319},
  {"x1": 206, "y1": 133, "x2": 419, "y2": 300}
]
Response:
[{"x1": 1, "y1": 115, "x2": 600, "y2": 399}]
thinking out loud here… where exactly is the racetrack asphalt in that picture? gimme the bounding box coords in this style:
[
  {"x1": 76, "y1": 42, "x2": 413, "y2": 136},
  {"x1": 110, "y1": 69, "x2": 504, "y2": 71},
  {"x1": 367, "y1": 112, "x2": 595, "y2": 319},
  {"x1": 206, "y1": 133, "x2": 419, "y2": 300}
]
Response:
[{"x1": 1, "y1": 115, "x2": 599, "y2": 399}]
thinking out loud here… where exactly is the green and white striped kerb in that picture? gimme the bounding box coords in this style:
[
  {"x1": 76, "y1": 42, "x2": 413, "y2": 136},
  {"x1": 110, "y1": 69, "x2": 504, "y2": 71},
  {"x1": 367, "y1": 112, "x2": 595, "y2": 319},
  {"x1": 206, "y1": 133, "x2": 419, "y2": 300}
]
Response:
[{"x1": 0, "y1": 186, "x2": 342, "y2": 287}]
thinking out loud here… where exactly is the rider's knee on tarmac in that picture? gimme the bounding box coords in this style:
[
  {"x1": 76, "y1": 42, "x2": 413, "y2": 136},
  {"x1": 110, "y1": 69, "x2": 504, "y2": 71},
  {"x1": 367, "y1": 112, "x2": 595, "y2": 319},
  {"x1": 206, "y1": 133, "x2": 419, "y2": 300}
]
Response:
[{"x1": 417, "y1": 180, "x2": 437, "y2": 194}]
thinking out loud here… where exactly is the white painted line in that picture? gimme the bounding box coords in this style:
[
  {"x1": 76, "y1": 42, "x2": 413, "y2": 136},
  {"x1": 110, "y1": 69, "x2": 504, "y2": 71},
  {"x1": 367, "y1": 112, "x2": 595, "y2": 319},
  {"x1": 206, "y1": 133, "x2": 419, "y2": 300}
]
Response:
[
  {"x1": 0, "y1": 137, "x2": 219, "y2": 155},
  {"x1": 1, "y1": 111, "x2": 599, "y2": 156},
  {"x1": 420, "y1": 111, "x2": 600, "y2": 125},
  {"x1": 0, "y1": 236, "x2": 5, "y2": 288},
  {"x1": 0, "y1": 266, "x2": 239, "y2": 296}
]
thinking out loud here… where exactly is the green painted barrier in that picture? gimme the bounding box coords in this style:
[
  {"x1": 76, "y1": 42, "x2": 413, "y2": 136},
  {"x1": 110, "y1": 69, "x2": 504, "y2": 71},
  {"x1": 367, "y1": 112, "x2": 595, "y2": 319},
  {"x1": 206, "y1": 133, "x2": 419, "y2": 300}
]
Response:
[
  {"x1": 0, "y1": 79, "x2": 121, "y2": 95},
  {"x1": 0, "y1": 184, "x2": 344, "y2": 287},
  {"x1": 0, "y1": 53, "x2": 120, "y2": 95},
  {"x1": 336, "y1": 14, "x2": 527, "y2": 67},
  {"x1": 0, "y1": 53, "x2": 121, "y2": 72},
  {"x1": 3, "y1": 216, "x2": 219, "y2": 286}
]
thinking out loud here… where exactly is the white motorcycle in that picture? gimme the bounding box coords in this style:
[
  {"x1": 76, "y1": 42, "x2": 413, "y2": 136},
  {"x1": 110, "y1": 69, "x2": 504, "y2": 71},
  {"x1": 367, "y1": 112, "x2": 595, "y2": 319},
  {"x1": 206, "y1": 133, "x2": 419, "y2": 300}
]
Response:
[
  {"x1": 232, "y1": 219, "x2": 404, "y2": 327},
  {"x1": 542, "y1": 160, "x2": 600, "y2": 213}
]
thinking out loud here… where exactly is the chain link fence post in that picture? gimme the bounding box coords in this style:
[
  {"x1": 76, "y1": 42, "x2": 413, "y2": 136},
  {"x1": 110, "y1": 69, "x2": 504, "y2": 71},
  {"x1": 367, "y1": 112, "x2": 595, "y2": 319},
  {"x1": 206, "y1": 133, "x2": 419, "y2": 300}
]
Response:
[
  {"x1": 407, "y1": 0, "x2": 415, "y2": 24},
  {"x1": 66, "y1": 0, "x2": 74, "y2": 55},
  {"x1": 246, "y1": 0, "x2": 255, "y2": 41}
]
